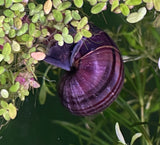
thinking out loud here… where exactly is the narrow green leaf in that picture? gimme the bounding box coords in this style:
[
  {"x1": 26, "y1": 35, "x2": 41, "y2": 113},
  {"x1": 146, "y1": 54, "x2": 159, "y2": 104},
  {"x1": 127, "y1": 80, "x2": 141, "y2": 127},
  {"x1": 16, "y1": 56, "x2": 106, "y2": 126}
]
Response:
[
  {"x1": 130, "y1": 133, "x2": 142, "y2": 145},
  {"x1": 115, "y1": 122, "x2": 127, "y2": 145},
  {"x1": 39, "y1": 83, "x2": 47, "y2": 105},
  {"x1": 91, "y1": 2, "x2": 106, "y2": 14}
]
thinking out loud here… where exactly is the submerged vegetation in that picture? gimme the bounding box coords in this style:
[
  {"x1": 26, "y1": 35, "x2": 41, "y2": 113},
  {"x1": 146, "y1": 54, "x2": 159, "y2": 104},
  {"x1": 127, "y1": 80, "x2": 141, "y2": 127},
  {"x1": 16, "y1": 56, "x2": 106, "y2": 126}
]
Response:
[{"x1": 0, "y1": 0, "x2": 160, "y2": 145}]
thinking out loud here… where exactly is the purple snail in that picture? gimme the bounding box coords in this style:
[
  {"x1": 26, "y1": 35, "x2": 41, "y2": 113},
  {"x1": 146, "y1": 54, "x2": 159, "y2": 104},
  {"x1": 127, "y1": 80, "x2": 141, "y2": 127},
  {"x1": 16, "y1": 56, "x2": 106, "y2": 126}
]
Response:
[{"x1": 44, "y1": 25, "x2": 124, "y2": 116}]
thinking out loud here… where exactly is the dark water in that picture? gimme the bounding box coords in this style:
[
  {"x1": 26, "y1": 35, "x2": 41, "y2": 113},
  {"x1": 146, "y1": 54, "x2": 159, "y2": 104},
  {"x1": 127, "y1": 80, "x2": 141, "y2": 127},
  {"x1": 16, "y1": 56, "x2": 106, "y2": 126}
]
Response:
[{"x1": 0, "y1": 93, "x2": 81, "y2": 145}]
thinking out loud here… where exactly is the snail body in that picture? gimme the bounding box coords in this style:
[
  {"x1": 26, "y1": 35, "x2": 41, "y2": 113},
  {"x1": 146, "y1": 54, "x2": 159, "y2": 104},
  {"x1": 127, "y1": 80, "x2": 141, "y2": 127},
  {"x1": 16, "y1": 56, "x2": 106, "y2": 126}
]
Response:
[{"x1": 44, "y1": 27, "x2": 124, "y2": 116}]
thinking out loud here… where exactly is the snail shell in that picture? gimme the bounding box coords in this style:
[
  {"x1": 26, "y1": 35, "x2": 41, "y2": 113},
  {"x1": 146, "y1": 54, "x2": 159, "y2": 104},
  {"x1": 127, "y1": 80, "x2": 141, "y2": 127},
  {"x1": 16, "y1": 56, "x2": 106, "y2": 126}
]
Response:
[{"x1": 44, "y1": 27, "x2": 124, "y2": 116}]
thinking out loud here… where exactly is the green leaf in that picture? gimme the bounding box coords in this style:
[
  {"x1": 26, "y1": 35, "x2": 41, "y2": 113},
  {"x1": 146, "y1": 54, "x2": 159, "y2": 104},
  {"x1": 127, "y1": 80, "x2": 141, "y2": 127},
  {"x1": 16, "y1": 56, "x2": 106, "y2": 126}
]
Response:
[
  {"x1": 111, "y1": 0, "x2": 119, "y2": 11},
  {"x1": 62, "y1": 27, "x2": 69, "y2": 35},
  {"x1": 0, "y1": 38, "x2": 4, "y2": 45},
  {"x1": 153, "y1": 0, "x2": 160, "y2": 11},
  {"x1": 14, "y1": 17, "x2": 22, "y2": 30},
  {"x1": 71, "y1": 20, "x2": 79, "y2": 27},
  {"x1": 52, "y1": 10, "x2": 63, "y2": 22},
  {"x1": 74, "y1": 32, "x2": 82, "y2": 43},
  {"x1": 0, "y1": 66, "x2": 5, "y2": 75},
  {"x1": 35, "y1": 4, "x2": 43, "y2": 13},
  {"x1": 17, "y1": 23, "x2": 28, "y2": 36},
  {"x1": 58, "y1": 40, "x2": 64, "y2": 46},
  {"x1": 0, "y1": 28, "x2": 5, "y2": 37},
  {"x1": 3, "y1": 111, "x2": 10, "y2": 121},
  {"x1": 0, "y1": 74, "x2": 6, "y2": 85},
  {"x1": 3, "y1": 9, "x2": 14, "y2": 18},
  {"x1": 5, "y1": 0, "x2": 13, "y2": 8},
  {"x1": 3, "y1": 22, "x2": 10, "y2": 32},
  {"x1": 1, "y1": 100, "x2": 8, "y2": 109},
  {"x1": 0, "y1": 89, "x2": 9, "y2": 98},
  {"x1": 32, "y1": 30, "x2": 41, "y2": 38},
  {"x1": 72, "y1": 10, "x2": 81, "y2": 20},
  {"x1": 0, "y1": 109, "x2": 6, "y2": 116},
  {"x1": 63, "y1": 34, "x2": 73, "y2": 44},
  {"x1": 54, "y1": 34, "x2": 63, "y2": 41},
  {"x1": 120, "y1": 4, "x2": 130, "y2": 16},
  {"x1": 8, "y1": 103, "x2": 17, "y2": 119},
  {"x1": 29, "y1": 23, "x2": 36, "y2": 35},
  {"x1": 91, "y1": 2, "x2": 106, "y2": 14},
  {"x1": 73, "y1": 0, "x2": 83, "y2": 8},
  {"x1": 32, "y1": 13, "x2": 39, "y2": 23},
  {"x1": 52, "y1": 0, "x2": 62, "y2": 8},
  {"x1": 39, "y1": 83, "x2": 47, "y2": 105},
  {"x1": 12, "y1": 0, "x2": 23, "y2": 2},
  {"x1": 9, "y1": 82, "x2": 20, "y2": 93},
  {"x1": 21, "y1": 34, "x2": 30, "y2": 41},
  {"x1": 125, "y1": 0, "x2": 142, "y2": 6},
  {"x1": 126, "y1": 7, "x2": 147, "y2": 23},
  {"x1": 42, "y1": 28, "x2": 48, "y2": 37},
  {"x1": 115, "y1": 122, "x2": 127, "y2": 145},
  {"x1": 2, "y1": 43, "x2": 11, "y2": 56},
  {"x1": 57, "y1": 1, "x2": 72, "y2": 11},
  {"x1": 12, "y1": 40, "x2": 21, "y2": 52},
  {"x1": 64, "y1": 12, "x2": 72, "y2": 24},
  {"x1": 28, "y1": 3, "x2": 35, "y2": 10},
  {"x1": 9, "y1": 29, "x2": 16, "y2": 38},
  {"x1": 81, "y1": 29, "x2": 92, "y2": 38},
  {"x1": 11, "y1": 3, "x2": 24, "y2": 12},
  {"x1": 0, "y1": 54, "x2": 4, "y2": 62},
  {"x1": 130, "y1": 133, "x2": 142, "y2": 145},
  {"x1": 87, "y1": 0, "x2": 97, "y2": 6},
  {"x1": 0, "y1": 0, "x2": 4, "y2": 6},
  {"x1": 77, "y1": 16, "x2": 88, "y2": 29}
]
